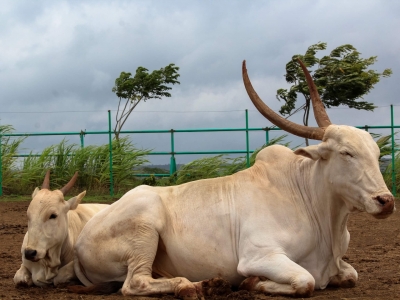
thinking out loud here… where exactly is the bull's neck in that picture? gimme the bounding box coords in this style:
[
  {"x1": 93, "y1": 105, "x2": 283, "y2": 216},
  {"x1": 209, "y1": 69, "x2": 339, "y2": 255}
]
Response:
[
  {"x1": 61, "y1": 209, "x2": 85, "y2": 265},
  {"x1": 291, "y1": 157, "x2": 350, "y2": 259}
]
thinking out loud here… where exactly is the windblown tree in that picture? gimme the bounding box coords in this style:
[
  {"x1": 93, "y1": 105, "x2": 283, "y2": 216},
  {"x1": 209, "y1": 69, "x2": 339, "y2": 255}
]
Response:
[
  {"x1": 112, "y1": 63, "x2": 180, "y2": 140},
  {"x1": 276, "y1": 42, "x2": 392, "y2": 145}
]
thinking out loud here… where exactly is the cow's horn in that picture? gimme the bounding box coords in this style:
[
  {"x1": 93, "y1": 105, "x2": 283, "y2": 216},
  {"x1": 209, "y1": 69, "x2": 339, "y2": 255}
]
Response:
[
  {"x1": 242, "y1": 60, "x2": 324, "y2": 140},
  {"x1": 60, "y1": 172, "x2": 79, "y2": 196},
  {"x1": 42, "y1": 170, "x2": 51, "y2": 190},
  {"x1": 296, "y1": 58, "x2": 332, "y2": 128}
]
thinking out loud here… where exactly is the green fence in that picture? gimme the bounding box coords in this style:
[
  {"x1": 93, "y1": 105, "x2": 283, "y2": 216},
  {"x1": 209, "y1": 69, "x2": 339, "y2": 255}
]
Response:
[{"x1": 0, "y1": 106, "x2": 399, "y2": 197}]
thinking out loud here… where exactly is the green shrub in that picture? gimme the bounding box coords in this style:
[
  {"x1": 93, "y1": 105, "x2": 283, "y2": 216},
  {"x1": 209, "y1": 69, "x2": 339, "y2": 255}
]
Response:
[
  {"x1": 173, "y1": 135, "x2": 295, "y2": 185},
  {"x1": 1, "y1": 134, "x2": 150, "y2": 195}
]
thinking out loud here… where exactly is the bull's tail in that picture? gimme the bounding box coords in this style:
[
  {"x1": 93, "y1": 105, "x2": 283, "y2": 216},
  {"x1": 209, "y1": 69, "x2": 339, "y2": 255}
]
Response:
[{"x1": 68, "y1": 281, "x2": 123, "y2": 294}]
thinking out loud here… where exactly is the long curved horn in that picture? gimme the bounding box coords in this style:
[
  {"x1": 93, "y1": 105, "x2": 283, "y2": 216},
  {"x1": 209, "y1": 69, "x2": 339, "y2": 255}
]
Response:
[
  {"x1": 242, "y1": 60, "x2": 325, "y2": 140},
  {"x1": 60, "y1": 171, "x2": 79, "y2": 196},
  {"x1": 297, "y1": 58, "x2": 332, "y2": 128},
  {"x1": 42, "y1": 170, "x2": 51, "y2": 190}
]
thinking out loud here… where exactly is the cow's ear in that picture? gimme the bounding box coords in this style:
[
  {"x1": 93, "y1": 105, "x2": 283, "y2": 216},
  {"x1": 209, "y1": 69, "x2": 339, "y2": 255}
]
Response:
[
  {"x1": 32, "y1": 187, "x2": 40, "y2": 199},
  {"x1": 66, "y1": 191, "x2": 86, "y2": 210},
  {"x1": 294, "y1": 145, "x2": 321, "y2": 160}
]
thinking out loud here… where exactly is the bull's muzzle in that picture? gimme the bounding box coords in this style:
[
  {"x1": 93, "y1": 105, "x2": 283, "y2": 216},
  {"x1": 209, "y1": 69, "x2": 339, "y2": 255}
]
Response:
[
  {"x1": 24, "y1": 249, "x2": 38, "y2": 262},
  {"x1": 373, "y1": 193, "x2": 395, "y2": 219}
]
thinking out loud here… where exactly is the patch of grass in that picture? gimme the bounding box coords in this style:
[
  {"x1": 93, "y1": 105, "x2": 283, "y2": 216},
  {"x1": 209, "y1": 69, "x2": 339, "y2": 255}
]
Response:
[
  {"x1": 173, "y1": 135, "x2": 296, "y2": 185},
  {"x1": 1, "y1": 133, "x2": 150, "y2": 195},
  {"x1": 0, "y1": 195, "x2": 31, "y2": 202}
]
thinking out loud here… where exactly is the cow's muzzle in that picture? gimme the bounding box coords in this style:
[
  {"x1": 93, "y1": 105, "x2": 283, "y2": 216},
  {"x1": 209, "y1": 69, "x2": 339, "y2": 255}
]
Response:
[
  {"x1": 24, "y1": 248, "x2": 39, "y2": 262},
  {"x1": 373, "y1": 193, "x2": 395, "y2": 219}
]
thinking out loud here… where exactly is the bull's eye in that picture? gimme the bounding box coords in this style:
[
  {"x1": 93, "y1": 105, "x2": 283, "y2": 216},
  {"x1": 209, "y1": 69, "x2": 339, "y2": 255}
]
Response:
[
  {"x1": 341, "y1": 151, "x2": 354, "y2": 158},
  {"x1": 49, "y1": 213, "x2": 57, "y2": 219}
]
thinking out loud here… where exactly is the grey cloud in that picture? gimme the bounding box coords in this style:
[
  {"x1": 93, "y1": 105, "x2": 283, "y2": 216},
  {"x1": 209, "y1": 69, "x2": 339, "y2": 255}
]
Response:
[{"x1": 0, "y1": 0, "x2": 399, "y2": 164}]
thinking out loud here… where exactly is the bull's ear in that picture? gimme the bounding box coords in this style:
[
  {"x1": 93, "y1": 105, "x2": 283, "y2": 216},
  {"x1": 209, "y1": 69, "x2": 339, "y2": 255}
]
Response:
[
  {"x1": 32, "y1": 187, "x2": 40, "y2": 199},
  {"x1": 294, "y1": 145, "x2": 321, "y2": 160},
  {"x1": 66, "y1": 191, "x2": 86, "y2": 210}
]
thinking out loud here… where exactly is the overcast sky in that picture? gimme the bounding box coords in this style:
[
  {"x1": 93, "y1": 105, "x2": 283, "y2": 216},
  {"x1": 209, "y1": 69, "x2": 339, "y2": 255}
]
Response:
[{"x1": 1, "y1": 0, "x2": 399, "y2": 165}]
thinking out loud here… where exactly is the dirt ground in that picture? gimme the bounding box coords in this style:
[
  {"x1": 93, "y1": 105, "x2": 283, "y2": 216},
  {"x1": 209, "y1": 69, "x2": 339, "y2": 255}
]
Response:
[{"x1": 0, "y1": 200, "x2": 399, "y2": 300}]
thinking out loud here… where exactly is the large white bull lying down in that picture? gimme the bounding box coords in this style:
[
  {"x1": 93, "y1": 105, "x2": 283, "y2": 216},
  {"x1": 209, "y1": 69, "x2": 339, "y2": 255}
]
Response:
[
  {"x1": 13, "y1": 171, "x2": 108, "y2": 287},
  {"x1": 69, "y1": 60, "x2": 395, "y2": 298}
]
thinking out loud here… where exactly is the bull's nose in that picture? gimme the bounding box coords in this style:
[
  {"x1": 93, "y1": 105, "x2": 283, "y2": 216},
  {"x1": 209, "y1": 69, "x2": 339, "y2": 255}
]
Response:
[
  {"x1": 374, "y1": 194, "x2": 393, "y2": 206},
  {"x1": 373, "y1": 193, "x2": 395, "y2": 218},
  {"x1": 24, "y1": 249, "x2": 37, "y2": 261}
]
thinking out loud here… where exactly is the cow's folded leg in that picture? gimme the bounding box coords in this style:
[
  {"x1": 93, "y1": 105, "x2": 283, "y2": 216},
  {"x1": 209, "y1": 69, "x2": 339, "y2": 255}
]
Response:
[
  {"x1": 328, "y1": 259, "x2": 357, "y2": 288},
  {"x1": 123, "y1": 271, "x2": 231, "y2": 299},
  {"x1": 53, "y1": 261, "x2": 76, "y2": 286},
  {"x1": 120, "y1": 225, "x2": 198, "y2": 299},
  {"x1": 238, "y1": 254, "x2": 315, "y2": 297},
  {"x1": 122, "y1": 272, "x2": 198, "y2": 299},
  {"x1": 13, "y1": 264, "x2": 33, "y2": 287}
]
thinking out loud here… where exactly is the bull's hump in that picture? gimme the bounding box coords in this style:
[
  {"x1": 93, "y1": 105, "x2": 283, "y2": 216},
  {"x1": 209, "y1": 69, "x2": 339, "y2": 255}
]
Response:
[{"x1": 255, "y1": 145, "x2": 294, "y2": 164}]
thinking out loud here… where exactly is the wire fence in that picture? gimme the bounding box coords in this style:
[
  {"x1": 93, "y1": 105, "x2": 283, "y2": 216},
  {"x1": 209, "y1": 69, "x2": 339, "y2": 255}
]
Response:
[{"x1": 0, "y1": 107, "x2": 399, "y2": 196}]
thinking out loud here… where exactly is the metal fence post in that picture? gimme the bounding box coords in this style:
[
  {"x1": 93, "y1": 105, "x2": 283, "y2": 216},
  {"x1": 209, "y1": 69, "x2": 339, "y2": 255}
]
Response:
[
  {"x1": 170, "y1": 129, "x2": 176, "y2": 174},
  {"x1": 245, "y1": 109, "x2": 250, "y2": 168},
  {"x1": 80, "y1": 131, "x2": 85, "y2": 148},
  {"x1": 265, "y1": 128, "x2": 270, "y2": 144},
  {"x1": 108, "y1": 110, "x2": 114, "y2": 196},
  {"x1": 0, "y1": 134, "x2": 2, "y2": 196},
  {"x1": 391, "y1": 105, "x2": 396, "y2": 196}
]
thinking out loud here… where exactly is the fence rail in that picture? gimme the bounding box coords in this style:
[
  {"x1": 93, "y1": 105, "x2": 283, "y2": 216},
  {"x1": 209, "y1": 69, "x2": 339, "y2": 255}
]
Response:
[{"x1": 0, "y1": 106, "x2": 398, "y2": 196}]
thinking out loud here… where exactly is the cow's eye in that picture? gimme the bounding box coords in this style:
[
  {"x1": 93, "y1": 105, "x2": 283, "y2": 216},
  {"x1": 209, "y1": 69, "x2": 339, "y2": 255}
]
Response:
[
  {"x1": 341, "y1": 151, "x2": 354, "y2": 158},
  {"x1": 49, "y1": 214, "x2": 57, "y2": 219}
]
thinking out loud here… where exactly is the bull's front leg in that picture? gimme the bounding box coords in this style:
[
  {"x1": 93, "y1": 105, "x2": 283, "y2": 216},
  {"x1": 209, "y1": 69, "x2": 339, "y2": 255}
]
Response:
[
  {"x1": 14, "y1": 264, "x2": 33, "y2": 287},
  {"x1": 53, "y1": 261, "x2": 76, "y2": 286},
  {"x1": 237, "y1": 254, "x2": 315, "y2": 297},
  {"x1": 328, "y1": 259, "x2": 358, "y2": 288}
]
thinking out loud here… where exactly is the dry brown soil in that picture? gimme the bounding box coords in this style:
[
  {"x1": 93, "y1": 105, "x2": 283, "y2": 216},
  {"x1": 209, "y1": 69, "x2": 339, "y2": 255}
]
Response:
[{"x1": 1, "y1": 200, "x2": 399, "y2": 300}]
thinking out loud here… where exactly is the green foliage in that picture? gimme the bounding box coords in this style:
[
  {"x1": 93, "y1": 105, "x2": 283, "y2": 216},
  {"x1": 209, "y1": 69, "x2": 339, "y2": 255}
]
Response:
[
  {"x1": 138, "y1": 166, "x2": 170, "y2": 174},
  {"x1": 370, "y1": 132, "x2": 399, "y2": 193},
  {"x1": 112, "y1": 64, "x2": 180, "y2": 100},
  {"x1": 226, "y1": 135, "x2": 295, "y2": 174},
  {"x1": 175, "y1": 155, "x2": 232, "y2": 185},
  {"x1": 277, "y1": 42, "x2": 392, "y2": 124},
  {"x1": 174, "y1": 135, "x2": 294, "y2": 185},
  {"x1": 1, "y1": 133, "x2": 150, "y2": 195},
  {"x1": 383, "y1": 153, "x2": 400, "y2": 194},
  {"x1": 112, "y1": 63, "x2": 180, "y2": 139},
  {"x1": 141, "y1": 175, "x2": 157, "y2": 186},
  {"x1": 371, "y1": 132, "x2": 398, "y2": 159},
  {"x1": 0, "y1": 125, "x2": 26, "y2": 194},
  {"x1": 378, "y1": 132, "x2": 400, "y2": 193}
]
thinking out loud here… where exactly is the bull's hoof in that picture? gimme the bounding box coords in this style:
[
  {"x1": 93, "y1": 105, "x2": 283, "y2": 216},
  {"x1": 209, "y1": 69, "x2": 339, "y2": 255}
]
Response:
[
  {"x1": 177, "y1": 287, "x2": 198, "y2": 300},
  {"x1": 14, "y1": 281, "x2": 30, "y2": 288},
  {"x1": 238, "y1": 276, "x2": 261, "y2": 291},
  {"x1": 328, "y1": 276, "x2": 357, "y2": 288},
  {"x1": 201, "y1": 277, "x2": 232, "y2": 296},
  {"x1": 339, "y1": 278, "x2": 357, "y2": 288}
]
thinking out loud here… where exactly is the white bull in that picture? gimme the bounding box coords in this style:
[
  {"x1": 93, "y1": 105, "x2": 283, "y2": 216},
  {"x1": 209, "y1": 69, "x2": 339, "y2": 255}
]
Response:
[
  {"x1": 70, "y1": 60, "x2": 395, "y2": 298},
  {"x1": 13, "y1": 171, "x2": 108, "y2": 287}
]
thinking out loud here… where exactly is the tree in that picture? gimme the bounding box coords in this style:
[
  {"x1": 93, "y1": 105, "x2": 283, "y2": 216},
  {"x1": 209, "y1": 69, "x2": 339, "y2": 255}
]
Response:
[
  {"x1": 112, "y1": 63, "x2": 180, "y2": 139},
  {"x1": 276, "y1": 42, "x2": 392, "y2": 145}
]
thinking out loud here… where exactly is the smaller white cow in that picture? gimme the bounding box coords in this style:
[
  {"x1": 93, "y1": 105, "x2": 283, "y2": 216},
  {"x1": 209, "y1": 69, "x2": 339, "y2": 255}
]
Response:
[{"x1": 13, "y1": 171, "x2": 108, "y2": 287}]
